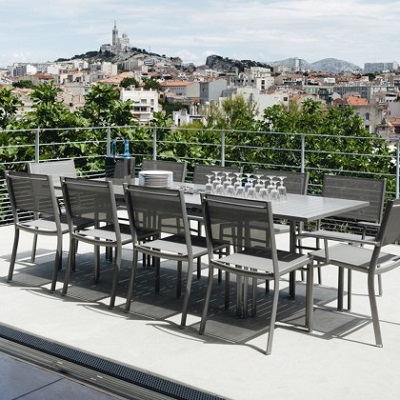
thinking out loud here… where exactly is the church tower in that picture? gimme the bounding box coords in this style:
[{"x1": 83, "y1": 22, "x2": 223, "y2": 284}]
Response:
[{"x1": 112, "y1": 21, "x2": 118, "y2": 47}]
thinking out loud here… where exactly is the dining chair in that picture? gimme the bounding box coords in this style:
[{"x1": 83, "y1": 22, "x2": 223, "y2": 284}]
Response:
[
  {"x1": 310, "y1": 198, "x2": 400, "y2": 348},
  {"x1": 190, "y1": 163, "x2": 243, "y2": 279},
  {"x1": 192, "y1": 163, "x2": 243, "y2": 185},
  {"x1": 105, "y1": 156, "x2": 136, "y2": 185},
  {"x1": 296, "y1": 174, "x2": 386, "y2": 308},
  {"x1": 27, "y1": 159, "x2": 78, "y2": 259},
  {"x1": 27, "y1": 159, "x2": 77, "y2": 188},
  {"x1": 199, "y1": 194, "x2": 314, "y2": 355},
  {"x1": 141, "y1": 159, "x2": 187, "y2": 183},
  {"x1": 123, "y1": 184, "x2": 229, "y2": 327},
  {"x1": 61, "y1": 177, "x2": 133, "y2": 308},
  {"x1": 6, "y1": 171, "x2": 70, "y2": 292}
]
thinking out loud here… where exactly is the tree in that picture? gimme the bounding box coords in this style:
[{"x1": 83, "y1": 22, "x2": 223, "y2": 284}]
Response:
[
  {"x1": 0, "y1": 87, "x2": 22, "y2": 129},
  {"x1": 143, "y1": 78, "x2": 161, "y2": 91},
  {"x1": 120, "y1": 77, "x2": 139, "y2": 89},
  {"x1": 80, "y1": 83, "x2": 121, "y2": 126}
]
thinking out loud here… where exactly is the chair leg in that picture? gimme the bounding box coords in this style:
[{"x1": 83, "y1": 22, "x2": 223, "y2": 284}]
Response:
[
  {"x1": 224, "y1": 271, "x2": 230, "y2": 309},
  {"x1": 50, "y1": 235, "x2": 62, "y2": 292},
  {"x1": 347, "y1": 269, "x2": 352, "y2": 310},
  {"x1": 337, "y1": 267, "x2": 345, "y2": 311},
  {"x1": 31, "y1": 232, "x2": 38, "y2": 262},
  {"x1": 94, "y1": 244, "x2": 100, "y2": 282},
  {"x1": 199, "y1": 264, "x2": 215, "y2": 335},
  {"x1": 377, "y1": 275, "x2": 383, "y2": 297},
  {"x1": 125, "y1": 250, "x2": 139, "y2": 312},
  {"x1": 306, "y1": 262, "x2": 314, "y2": 331},
  {"x1": 266, "y1": 279, "x2": 280, "y2": 355},
  {"x1": 368, "y1": 272, "x2": 383, "y2": 347},
  {"x1": 109, "y1": 246, "x2": 121, "y2": 309},
  {"x1": 176, "y1": 261, "x2": 182, "y2": 297},
  {"x1": 8, "y1": 228, "x2": 20, "y2": 282},
  {"x1": 180, "y1": 259, "x2": 194, "y2": 328},
  {"x1": 62, "y1": 238, "x2": 76, "y2": 296}
]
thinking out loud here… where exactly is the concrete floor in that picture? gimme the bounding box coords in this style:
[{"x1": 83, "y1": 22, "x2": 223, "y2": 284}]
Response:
[{"x1": 1, "y1": 224, "x2": 400, "y2": 400}]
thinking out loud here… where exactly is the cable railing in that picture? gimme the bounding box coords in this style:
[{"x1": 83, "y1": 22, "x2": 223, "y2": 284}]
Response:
[{"x1": 0, "y1": 125, "x2": 399, "y2": 224}]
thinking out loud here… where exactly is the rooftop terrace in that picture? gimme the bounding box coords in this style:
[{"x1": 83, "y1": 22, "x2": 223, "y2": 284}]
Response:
[{"x1": 1, "y1": 224, "x2": 400, "y2": 399}]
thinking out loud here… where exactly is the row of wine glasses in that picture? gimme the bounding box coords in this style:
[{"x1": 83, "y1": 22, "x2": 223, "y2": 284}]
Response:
[{"x1": 204, "y1": 171, "x2": 287, "y2": 200}]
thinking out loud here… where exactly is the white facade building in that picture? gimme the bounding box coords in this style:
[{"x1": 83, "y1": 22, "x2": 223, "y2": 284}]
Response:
[{"x1": 120, "y1": 88, "x2": 159, "y2": 124}]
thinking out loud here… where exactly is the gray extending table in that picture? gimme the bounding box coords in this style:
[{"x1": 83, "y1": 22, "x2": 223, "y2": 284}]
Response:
[{"x1": 108, "y1": 179, "x2": 370, "y2": 297}]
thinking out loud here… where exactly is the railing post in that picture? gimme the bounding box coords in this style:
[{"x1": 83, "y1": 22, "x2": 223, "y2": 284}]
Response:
[
  {"x1": 301, "y1": 134, "x2": 305, "y2": 173},
  {"x1": 106, "y1": 126, "x2": 111, "y2": 156},
  {"x1": 34, "y1": 127, "x2": 40, "y2": 163},
  {"x1": 152, "y1": 128, "x2": 157, "y2": 160},
  {"x1": 396, "y1": 139, "x2": 400, "y2": 199},
  {"x1": 221, "y1": 131, "x2": 226, "y2": 167}
]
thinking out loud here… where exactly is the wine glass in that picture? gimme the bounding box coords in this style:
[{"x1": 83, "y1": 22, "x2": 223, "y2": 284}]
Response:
[
  {"x1": 233, "y1": 172, "x2": 242, "y2": 192},
  {"x1": 278, "y1": 176, "x2": 287, "y2": 199},
  {"x1": 205, "y1": 174, "x2": 213, "y2": 194},
  {"x1": 212, "y1": 171, "x2": 221, "y2": 192},
  {"x1": 267, "y1": 175, "x2": 275, "y2": 196},
  {"x1": 254, "y1": 174, "x2": 264, "y2": 194},
  {"x1": 270, "y1": 179, "x2": 280, "y2": 201}
]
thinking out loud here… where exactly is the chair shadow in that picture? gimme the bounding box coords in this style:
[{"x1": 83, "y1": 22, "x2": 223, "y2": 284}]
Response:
[{"x1": 0, "y1": 249, "x2": 384, "y2": 350}]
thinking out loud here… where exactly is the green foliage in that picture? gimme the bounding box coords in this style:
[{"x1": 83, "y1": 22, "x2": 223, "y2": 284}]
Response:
[
  {"x1": 120, "y1": 77, "x2": 139, "y2": 88},
  {"x1": 0, "y1": 87, "x2": 22, "y2": 129},
  {"x1": 12, "y1": 80, "x2": 36, "y2": 89}
]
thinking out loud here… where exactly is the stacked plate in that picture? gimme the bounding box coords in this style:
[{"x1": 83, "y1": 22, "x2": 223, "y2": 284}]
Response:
[{"x1": 139, "y1": 170, "x2": 173, "y2": 188}]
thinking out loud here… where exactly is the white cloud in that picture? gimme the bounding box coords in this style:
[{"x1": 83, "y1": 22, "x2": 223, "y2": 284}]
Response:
[{"x1": 1, "y1": 0, "x2": 400, "y2": 67}]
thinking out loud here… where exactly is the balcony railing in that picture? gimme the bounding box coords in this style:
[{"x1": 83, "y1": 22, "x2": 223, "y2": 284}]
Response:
[{"x1": 1, "y1": 125, "x2": 399, "y2": 224}]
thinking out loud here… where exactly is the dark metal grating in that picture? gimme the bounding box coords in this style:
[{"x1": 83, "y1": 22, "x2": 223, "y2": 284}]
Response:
[{"x1": 0, "y1": 323, "x2": 225, "y2": 400}]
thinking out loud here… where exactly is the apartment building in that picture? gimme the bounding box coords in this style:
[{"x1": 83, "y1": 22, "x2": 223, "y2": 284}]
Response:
[{"x1": 120, "y1": 87, "x2": 159, "y2": 124}]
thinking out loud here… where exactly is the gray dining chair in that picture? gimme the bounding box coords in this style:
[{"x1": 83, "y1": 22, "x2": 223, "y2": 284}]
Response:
[
  {"x1": 61, "y1": 177, "x2": 133, "y2": 308},
  {"x1": 200, "y1": 194, "x2": 314, "y2": 355},
  {"x1": 6, "y1": 171, "x2": 69, "y2": 292},
  {"x1": 296, "y1": 174, "x2": 386, "y2": 309},
  {"x1": 190, "y1": 163, "x2": 243, "y2": 279},
  {"x1": 141, "y1": 159, "x2": 187, "y2": 183},
  {"x1": 27, "y1": 159, "x2": 77, "y2": 188},
  {"x1": 123, "y1": 184, "x2": 229, "y2": 327},
  {"x1": 310, "y1": 198, "x2": 400, "y2": 348}
]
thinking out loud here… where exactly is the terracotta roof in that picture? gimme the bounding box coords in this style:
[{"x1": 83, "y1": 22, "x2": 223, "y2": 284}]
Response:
[
  {"x1": 346, "y1": 96, "x2": 370, "y2": 106},
  {"x1": 160, "y1": 80, "x2": 193, "y2": 87}
]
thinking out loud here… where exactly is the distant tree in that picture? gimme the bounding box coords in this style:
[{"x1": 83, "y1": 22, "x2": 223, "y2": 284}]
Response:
[
  {"x1": 143, "y1": 78, "x2": 161, "y2": 91},
  {"x1": 80, "y1": 82, "x2": 136, "y2": 127},
  {"x1": 120, "y1": 77, "x2": 139, "y2": 89},
  {"x1": 12, "y1": 80, "x2": 36, "y2": 89}
]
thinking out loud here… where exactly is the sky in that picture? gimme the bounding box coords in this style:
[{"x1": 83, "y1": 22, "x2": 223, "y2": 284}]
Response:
[{"x1": 1, "y1": 0, "x2": 400, "y2": 69}]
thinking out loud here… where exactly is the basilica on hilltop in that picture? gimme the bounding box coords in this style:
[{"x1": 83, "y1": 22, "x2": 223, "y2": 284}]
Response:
[{"x1": 100, "y1": 21, "x2": 131, "y2": 54}]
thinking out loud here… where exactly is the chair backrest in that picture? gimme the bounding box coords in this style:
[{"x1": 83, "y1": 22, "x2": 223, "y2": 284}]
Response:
[
  {"x1": 376, "y1": 198, "x2": 400, "y2": 246},
  {"x1": 61, "y1": 177, "x2": 119, "y2": 229},
  {"x1": 6, "y1": 171, "x2": 60, "y2": 224},
  {"x1": 27, "y1": 160, "x2": 77, "y2": 188},
  {"x1": 322, "y1": 175, "x2": 386, "y2": 223},
  {"x1": 141, "y1": 159, "x2": 187, "y2": 182},
  {"x1": 123, "y1": 184, "x2": 190, "y2": 242},
  {"x1": 202, "y1": 194, "x2": 277, "y2": 264},
  {"x1": 105, "y1": 156, "x2": 136, "y2": 183},
  {"x1": 192, "y1": 164, "x2": 243, "y2": 185},
  {"x1": 253, "y1": 169, "x2": 309, "y2": 195}
]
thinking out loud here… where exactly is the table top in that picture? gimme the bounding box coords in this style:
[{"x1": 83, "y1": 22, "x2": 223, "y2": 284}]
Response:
[{"x1": 110, "y1": 179, "x2": 368, "y2": 224}]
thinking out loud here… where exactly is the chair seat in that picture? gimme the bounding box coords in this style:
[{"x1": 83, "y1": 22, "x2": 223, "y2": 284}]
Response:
[
  {"x1": 298, "y1": 229, "x2": 374, "y2": 242},
  {"x1": 75, "y1": 224, "x2": 132, "y2": 245},
  {"x1": 137, "y1": 234, "x2": 209, "y2": 258},
  {"x1": 311, "y1": 243, "x2": 400, "y2": 273},
  {"x1": 18, "y1": 218, "x2": 69, "y2": 234},
  {"x1": 214, "y1": 247, "x2": 311, "y2": 276}
]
